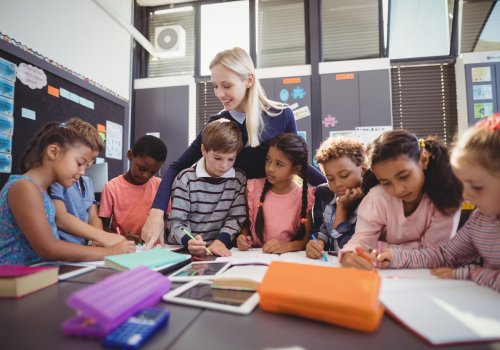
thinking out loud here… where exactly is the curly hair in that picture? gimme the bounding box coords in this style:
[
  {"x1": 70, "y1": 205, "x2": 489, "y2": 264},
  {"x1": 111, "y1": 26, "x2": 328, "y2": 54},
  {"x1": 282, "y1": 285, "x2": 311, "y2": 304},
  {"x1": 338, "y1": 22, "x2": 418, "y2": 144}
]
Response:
[{"x1": 315, "y1": 137, "x2": 365, "y2": 166}]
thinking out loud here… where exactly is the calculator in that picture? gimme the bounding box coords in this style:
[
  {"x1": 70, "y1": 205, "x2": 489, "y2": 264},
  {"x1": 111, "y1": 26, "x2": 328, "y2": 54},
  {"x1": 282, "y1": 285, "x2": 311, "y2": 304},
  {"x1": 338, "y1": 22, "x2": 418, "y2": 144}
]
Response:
[{"x1": 102, "y1": 307, "x2": 170, "y2": 349}]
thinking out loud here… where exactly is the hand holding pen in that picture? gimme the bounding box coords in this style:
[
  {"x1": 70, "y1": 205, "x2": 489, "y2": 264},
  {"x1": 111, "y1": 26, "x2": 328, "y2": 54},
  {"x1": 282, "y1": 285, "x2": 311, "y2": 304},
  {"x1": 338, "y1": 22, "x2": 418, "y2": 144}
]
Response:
[{"x1": 181, "y1": 227, "x2": 212, "y2": 256}]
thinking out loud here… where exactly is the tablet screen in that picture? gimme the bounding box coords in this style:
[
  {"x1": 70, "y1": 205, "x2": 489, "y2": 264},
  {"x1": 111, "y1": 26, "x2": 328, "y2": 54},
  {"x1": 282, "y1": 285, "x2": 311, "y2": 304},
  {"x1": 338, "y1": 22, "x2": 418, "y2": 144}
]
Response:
[
  {"x1": 176, "y1": 283, "x2": 255, "y2": 306},
  {"x1": 171, "y1": 262, "x2": 228, "y2": 278}
]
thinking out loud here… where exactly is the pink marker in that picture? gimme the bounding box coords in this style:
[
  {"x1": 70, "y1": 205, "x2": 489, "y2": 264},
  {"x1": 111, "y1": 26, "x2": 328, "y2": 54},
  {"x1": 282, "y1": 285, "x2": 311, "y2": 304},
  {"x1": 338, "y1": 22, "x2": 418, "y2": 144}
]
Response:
[{"x1": 377, "y1": 241, "x2": 382, "y2": 268}]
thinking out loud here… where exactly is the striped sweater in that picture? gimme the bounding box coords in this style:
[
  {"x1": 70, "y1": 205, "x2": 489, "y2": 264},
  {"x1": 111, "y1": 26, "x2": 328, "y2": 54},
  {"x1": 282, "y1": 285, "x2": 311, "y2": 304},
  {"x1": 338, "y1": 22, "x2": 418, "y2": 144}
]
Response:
[
  {"x1": 167, "y1": 158, "x2": 247, "y2": 247},
  {"x1": 390, "y1": 210, "x2": 500, "y2": 292}
]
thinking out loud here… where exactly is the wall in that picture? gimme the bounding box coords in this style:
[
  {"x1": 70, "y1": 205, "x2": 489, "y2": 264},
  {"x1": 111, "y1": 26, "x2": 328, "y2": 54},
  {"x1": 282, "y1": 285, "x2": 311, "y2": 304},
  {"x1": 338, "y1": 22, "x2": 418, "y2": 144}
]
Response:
[{"x1": 0, "y1": 0, "x2": 133, "y2": 100}]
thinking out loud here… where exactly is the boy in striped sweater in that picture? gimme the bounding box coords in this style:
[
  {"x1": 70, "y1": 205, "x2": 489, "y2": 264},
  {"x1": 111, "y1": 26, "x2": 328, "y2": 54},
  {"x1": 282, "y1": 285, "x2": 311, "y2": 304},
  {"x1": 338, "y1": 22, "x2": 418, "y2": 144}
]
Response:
[
  {"x1": 167, "y1": 119, "x2": 247, "y2": 257},
  {"x1": 378, "y1": 115, "x2": 500, "y2": 292}
]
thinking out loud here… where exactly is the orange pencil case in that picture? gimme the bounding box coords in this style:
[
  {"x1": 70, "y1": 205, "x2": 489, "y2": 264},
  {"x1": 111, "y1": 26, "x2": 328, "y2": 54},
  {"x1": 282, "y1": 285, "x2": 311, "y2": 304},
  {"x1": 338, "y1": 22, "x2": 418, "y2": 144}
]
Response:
[{"x1": 258, "y1": 261, "x2": 384, "y2": 332}]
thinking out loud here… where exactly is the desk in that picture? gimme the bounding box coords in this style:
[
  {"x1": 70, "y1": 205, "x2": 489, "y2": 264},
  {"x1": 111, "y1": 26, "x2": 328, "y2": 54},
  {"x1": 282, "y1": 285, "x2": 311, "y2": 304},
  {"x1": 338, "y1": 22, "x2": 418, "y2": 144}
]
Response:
[{"x1": 1, "y1": 269, "x2": 499, "y2": 350}]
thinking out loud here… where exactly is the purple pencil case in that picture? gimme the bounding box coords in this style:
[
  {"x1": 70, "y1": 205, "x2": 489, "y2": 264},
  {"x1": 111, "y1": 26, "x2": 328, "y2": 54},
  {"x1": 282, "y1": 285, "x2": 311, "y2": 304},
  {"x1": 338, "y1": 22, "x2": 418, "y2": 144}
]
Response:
[{"x1": 62, "y1": 266, "x2": 171, "y2": 338}]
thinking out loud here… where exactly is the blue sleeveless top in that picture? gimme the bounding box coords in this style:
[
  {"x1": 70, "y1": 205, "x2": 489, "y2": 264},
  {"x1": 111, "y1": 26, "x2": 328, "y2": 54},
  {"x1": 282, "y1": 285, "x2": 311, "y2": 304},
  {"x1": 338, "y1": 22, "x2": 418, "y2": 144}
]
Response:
[{"x1": 0, "y1": 175, "x2": 59, "y2": 265}]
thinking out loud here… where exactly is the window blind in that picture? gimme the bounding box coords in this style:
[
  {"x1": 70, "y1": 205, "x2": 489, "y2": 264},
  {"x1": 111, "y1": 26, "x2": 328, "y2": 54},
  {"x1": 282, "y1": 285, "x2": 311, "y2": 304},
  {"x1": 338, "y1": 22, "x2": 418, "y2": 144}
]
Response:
[
  {"x1": 196, "y1": 81, "x2": 222, "y2": 134},
  {"x1": 148, "y1": 9, "x2": 195, "y2": 77},
  {"x1": 460, "y1": 0, "x2": 494, "y2": 53},
  {"x1": 391, "y1": 63, "x2": 458, "y2": 145},
  {"x1": 257, "y1": 0, "x2": 306, "y2": 68},
  {"x1": 322, "y1": 0, "x2": 380, "y2": 61}
]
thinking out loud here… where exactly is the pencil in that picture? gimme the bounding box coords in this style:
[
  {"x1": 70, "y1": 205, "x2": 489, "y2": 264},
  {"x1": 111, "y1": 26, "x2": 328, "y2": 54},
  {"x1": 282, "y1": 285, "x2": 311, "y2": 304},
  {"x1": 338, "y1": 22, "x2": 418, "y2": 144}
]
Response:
[
  {"x1": 312, "y1": 235, "x2": 329, "y2": 262},
  {"x1": 181, "y1": 227, "x2": 212, "y2": 255}
]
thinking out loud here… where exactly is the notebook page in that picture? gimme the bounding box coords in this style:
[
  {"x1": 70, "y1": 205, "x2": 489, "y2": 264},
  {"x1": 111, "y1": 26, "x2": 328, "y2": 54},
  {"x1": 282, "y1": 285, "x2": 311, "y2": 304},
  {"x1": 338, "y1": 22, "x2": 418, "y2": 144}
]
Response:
[{"x1": 380, "y1": 279, "x2": 500, "y2": 345}]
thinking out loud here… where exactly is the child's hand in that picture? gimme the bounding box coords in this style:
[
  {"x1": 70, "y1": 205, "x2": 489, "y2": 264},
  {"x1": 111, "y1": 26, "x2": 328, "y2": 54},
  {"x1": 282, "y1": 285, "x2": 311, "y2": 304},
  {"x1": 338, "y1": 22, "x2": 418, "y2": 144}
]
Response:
[
  {"x1": 376, "y1": 249, "x2": 393, "y2": 269},
  {"x1": 306, "y1": 239, "x2": 325, "y2": 259},
  {"x1": 341, "y1": 249, "x2": 376, "y2": 270},
  {"x1": 209, "y1": 240, "x2": 231, "y2": 257},
  {"x1": 237, "y1": 235, "x2": 252, "y2": 251},
  {"x1": 262, "y1": 239, "x2": 289, "y2": 254},
  {"x1": 431, "y1": 267, "x2": 453, "y2": 279},
  {"x1": 124, "y1": 232, "x2": 143, "y2": 245},
  {"x1": 92, "y1": 231, "x2": 125, "y2": 247},
  {"x1": 107, "y1": 239, "x2": 136, "y2": 255},
  {"x1": 188, "y1": 235, "x2": 210, "y2": 256},
  {"x1": 336, "y1": 187, "x2": 364, "y2": 208}
]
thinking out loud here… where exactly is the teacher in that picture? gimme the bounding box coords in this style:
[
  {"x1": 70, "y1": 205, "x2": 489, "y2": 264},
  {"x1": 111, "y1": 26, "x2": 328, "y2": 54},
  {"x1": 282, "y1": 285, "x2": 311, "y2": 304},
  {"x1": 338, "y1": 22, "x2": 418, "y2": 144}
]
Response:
[{"x1": 143, "y1": 47, "x2": 326, "y2": 248}]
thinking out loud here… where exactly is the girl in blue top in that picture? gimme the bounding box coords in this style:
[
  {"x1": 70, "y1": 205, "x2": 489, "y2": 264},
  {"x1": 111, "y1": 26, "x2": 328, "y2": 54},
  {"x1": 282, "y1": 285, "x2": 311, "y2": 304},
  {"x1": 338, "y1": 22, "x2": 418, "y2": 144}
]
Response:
[
  {"x1": 0, "y1": 120, "x2": 135, "y2": 265},
  {"x1": 143, "y1": 47, "x2": 325, "y2": 248}
]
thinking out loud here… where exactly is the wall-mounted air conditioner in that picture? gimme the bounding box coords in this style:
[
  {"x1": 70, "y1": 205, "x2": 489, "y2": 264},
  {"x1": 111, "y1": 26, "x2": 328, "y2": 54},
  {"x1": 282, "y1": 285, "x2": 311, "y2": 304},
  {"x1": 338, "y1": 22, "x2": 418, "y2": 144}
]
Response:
[{"x1": 155, "y1": 25, "x2": 186, "y2": 58}]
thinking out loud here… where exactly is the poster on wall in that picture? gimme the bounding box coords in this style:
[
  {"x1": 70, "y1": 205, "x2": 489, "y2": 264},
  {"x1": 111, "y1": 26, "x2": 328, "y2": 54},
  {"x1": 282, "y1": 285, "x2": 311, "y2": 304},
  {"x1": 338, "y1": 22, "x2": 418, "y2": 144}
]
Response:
[
  {"x1": 471, "y1": 67, "x2": 491, "y2": 82},
  {"x1": 472, "y1": 85, "x2": 493, "y2": 100},
  {"x1": 0, "y1": 57, "x2": 15, "y2": 173},
  {"x1": 355, "y1": 126, "x2": 393, "y2": 145},
  {"x1": 105, "y1": 120, "x2": 123, "y2": 160},
  {"x1": 473, "y1": 102, "x2": 494, "y2": 119}
]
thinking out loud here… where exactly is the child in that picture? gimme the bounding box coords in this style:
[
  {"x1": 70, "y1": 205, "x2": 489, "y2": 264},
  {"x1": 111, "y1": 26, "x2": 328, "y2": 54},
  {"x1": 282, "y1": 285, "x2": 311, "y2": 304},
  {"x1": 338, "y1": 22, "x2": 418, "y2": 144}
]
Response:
[
  {"x1": 306, "y1": 137, "x2": 366, "y2": 259},
  {"x1": 142, "y1": 47, "x2": 325, "y2": 249},
  {"x1": 167, "y1": 118, "x2": 247, "y2": 257},
  {"x1": 99, "y1": 135, "x2": 167, "y2": 243},
  {"x1": 237, "y1": 133, "x2": 315, "y2": 254},
  {"x1": 50, "y1": 118, "x2": 122, "y2": 247},
  {"x1": 340, "y1": 130, "x2": 463, "y2": 270},
  {"x1": 378, "y1": 116, "x2": 500, "y2": 291},
  {"x1": 0, "y1": 120, "x2": 135, "y2": 265}
]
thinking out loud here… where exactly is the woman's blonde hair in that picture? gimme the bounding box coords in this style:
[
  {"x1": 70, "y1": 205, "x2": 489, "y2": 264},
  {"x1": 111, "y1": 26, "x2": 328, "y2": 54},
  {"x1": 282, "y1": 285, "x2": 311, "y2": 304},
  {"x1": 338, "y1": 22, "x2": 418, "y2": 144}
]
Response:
[
  {"x1": 209, "y1": 47, "x2": 285, "y2": 147},
  {"x1": 451, "y1": 115, "x2": 500, "y2": 176}
]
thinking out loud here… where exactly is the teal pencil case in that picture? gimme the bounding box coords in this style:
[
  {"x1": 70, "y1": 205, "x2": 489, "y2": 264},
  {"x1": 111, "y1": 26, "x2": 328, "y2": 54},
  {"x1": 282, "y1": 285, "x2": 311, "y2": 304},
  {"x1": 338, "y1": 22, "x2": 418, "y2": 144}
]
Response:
[{"x1": 62, "y1": 266, "x2": 171, "y2": 338}]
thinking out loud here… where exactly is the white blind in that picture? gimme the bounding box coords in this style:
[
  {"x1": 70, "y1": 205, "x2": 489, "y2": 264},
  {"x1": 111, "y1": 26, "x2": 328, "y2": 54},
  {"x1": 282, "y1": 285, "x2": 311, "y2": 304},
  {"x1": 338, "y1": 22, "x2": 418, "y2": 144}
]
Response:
[
  {"x1": 257, "y1": 0, "x2": 306, "y2": 68},
  {"x1": 322, "y1": 0, "x2": 380, "y2": 61}
]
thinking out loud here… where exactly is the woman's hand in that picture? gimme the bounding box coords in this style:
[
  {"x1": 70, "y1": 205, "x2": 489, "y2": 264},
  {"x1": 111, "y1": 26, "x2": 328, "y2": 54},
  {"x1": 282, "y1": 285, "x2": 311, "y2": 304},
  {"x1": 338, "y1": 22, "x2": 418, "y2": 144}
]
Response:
[
  {"x1": 262, "y1": 239, "x2": 289, "y2": 254},
  {"x1": 306, "y1": 239, "x2": 325, "y2": 259},
  {"x1": 431, "y1": 267, "x2": 453, "y2": 279},
  {"x1": 142, "y1": 208, "x2": 165, "y2": 249},
  {"x1": 209, "y1": 240, "x2": 231, "y2": 257},
  {"x1": 237, "y1": 235, "x2": 252, "y2": 251}
]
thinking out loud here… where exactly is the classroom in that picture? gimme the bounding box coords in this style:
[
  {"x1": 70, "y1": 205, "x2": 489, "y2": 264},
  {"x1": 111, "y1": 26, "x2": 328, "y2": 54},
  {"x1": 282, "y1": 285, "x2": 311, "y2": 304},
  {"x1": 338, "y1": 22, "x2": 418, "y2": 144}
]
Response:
[{"x1": 0, "y1": 0, "x2": 499, "y2": 349}]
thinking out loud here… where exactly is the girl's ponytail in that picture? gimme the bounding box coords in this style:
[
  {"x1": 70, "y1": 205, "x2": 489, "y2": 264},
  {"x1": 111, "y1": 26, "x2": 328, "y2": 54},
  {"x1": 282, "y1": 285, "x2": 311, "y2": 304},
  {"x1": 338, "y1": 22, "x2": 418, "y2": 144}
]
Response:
[{"x1": 422, "y1": 137, "x2": 463, "y2": 215}]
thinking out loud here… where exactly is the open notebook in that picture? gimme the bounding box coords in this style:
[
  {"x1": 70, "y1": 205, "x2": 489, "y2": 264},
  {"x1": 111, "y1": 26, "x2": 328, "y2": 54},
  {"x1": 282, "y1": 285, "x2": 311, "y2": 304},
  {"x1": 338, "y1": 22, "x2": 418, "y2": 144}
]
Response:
[
  {"x1": 380, "y1": 278, "x2": 500, "y2": 345},
  {"x1": 215, "y1": 248, "x2": 340, "y2": 267}
]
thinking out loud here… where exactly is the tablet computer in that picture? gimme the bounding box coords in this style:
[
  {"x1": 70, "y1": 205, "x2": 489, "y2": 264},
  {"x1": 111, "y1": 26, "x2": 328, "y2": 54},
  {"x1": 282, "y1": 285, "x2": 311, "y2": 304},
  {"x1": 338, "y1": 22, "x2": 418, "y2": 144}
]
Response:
[
  {"x1": 169, "y1": 261, "x2": 231, "y2": 282},
  {"x1": 162, "y1": 280, "x2": 259, "y2": 315},
  {"x1": 32, "y1": 262, "x2": 96, "y2": 281}
]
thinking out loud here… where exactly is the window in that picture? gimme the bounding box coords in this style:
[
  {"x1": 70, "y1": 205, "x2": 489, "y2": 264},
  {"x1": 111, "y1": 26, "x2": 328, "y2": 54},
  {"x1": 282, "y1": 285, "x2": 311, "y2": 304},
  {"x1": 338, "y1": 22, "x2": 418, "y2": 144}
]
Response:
[
  {"x1": 389, "y1": 0, "x2": 453, "y2": 59},
  {"x1": 257, "y1": 0, "x2": 306, "y2": 68},
  {"x1": 148, "y1": 6, "x2": 195, "y2": 77},
  {"x1": 322, "y1": 0, "x2": 380, "y2": 61},
  {"x1": 200, "y1": 1, "x2": 249, "y2": 76},
  {"x1": 461, "y1": 0, "x2": 500, "y2": 53},
  {"x1": 391, "y1": 63, "x2": 458, "y2": 145}
]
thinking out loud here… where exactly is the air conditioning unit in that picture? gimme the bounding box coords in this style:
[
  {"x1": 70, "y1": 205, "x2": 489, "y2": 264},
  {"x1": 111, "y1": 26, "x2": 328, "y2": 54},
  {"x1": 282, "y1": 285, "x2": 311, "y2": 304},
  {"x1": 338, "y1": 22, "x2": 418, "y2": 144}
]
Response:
[{"x1": 155, "y1": 25, "x2": 186, "y2": 58}]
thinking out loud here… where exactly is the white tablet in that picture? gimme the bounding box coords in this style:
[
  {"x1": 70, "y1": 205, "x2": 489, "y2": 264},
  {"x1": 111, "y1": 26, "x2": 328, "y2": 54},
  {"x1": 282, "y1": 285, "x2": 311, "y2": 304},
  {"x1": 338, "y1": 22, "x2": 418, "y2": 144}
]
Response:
[
  {"x1": 169, "y1": 261, "x2": 231, "y2": 282},
  {"x1": 162, "y1": 280, "x2": 260, "y2": 315},
  {"x1": 32, "y1": 262, "x2": 96, "y2": 281}
]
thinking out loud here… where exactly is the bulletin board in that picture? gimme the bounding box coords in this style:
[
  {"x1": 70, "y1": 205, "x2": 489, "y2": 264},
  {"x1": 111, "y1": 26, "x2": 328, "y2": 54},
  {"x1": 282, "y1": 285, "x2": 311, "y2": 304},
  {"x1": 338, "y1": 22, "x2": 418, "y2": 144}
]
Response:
[
  {"x1": 465, "y1": 63, "x2": 499, "y2": 126},
  {"x1": 0, "y1": 37, "x2": 128, "y2": 188}
]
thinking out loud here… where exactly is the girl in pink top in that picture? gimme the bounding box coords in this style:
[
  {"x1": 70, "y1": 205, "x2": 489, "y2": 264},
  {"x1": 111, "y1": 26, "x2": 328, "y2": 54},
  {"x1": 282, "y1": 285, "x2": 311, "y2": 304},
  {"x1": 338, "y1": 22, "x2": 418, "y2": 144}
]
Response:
[
  {"x1": 340, "y1": 130, "x2": 463, "y2": 269},
  {"x1": 378, "y1": 116, "x2": 500, "y2": 291},
  {"x1": 237, "y1": 133, "x2": 315, "y2": 254}
]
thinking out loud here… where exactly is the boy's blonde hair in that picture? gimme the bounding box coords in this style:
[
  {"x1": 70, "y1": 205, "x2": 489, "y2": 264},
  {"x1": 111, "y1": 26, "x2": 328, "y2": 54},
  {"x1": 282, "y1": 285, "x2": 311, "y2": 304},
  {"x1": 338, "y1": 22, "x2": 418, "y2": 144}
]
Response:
[
  {"x1": 209, "y1": 47, "x2": 285, "y2": 148},
  {"x1": 202, "y1": 118, "x2": 243, "y2": 154},
  {"x1": 451, "y1": 115, "x2": 500, "y2": 175},
  {"x1": 65, "y1": 118, "x2": 104, "y2": 153},
  {"x1": 315, "y1": 137, "x2": 366, "y2": 166}
]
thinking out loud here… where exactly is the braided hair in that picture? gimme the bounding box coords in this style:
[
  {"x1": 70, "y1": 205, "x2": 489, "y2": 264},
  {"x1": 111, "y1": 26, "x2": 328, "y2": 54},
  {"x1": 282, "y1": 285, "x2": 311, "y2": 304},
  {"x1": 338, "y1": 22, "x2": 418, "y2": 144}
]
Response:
[
  {"x1": 20, "y1": 120, "x2": 93, "y2": 173},
  {"x1": 254, "y1": 133, "x2": 309, "y2": 243}
]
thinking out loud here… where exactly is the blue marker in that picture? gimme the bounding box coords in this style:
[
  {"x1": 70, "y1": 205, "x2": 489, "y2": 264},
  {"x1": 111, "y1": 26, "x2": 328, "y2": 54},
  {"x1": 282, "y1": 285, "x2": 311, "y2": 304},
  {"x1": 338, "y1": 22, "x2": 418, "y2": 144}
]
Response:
[{"x1": 312, "y1": 235, "x2": 329, "y2": 262}]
